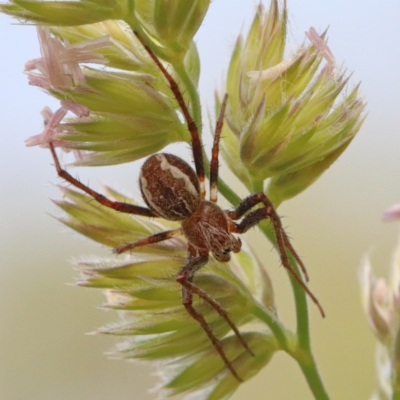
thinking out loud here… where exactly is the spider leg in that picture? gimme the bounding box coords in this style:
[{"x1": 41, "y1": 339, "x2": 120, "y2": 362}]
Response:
[
  {"x1": 180, "y1": 285, "x2": 243, "y2": 382},
  {"x1": 176, "y1": 246, "x2": 250, "y2": 382},
  {"x1": 209, "y1": 93, "x2": 228, "y2": 203},
  {"x1": 114, "y1": 228, "x2": 182, "y2": 254},
  {"x1": 226, "y1": 192, "x2": 308, "y2": 279},
  {"x1": 49, "y1": 142, "x2": 157, "y2": 217},
  {"x1": 133, "y1": 32, "x2": 206, "y2": 199},
  {"x1": 227, "y1": 192, "x2": 325, "y2": 318},
  {"x1": 180, "y1": 277, "x2": 254, "y2": 358}
]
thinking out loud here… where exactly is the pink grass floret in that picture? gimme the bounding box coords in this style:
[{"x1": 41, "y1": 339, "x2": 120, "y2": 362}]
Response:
[
  {"x1": 25, "y1": 107, "x2": 67, "y2": 147},
  {"x1": 26, "y1": 27, "x2": 111, "y2": 90},
  {"x1": 306, "y1": 27, "x2": 336, "y2": 66}
]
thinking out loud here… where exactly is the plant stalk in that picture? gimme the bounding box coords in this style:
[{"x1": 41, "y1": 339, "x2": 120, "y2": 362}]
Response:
[{"x1": 218, "y1": 180, "x2": 330, "y2": 399}]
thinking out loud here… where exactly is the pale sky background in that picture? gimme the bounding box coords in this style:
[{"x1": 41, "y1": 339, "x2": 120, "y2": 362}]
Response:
[{"x1": 1, "y1": 1, "x2": 400, "y2": 399}]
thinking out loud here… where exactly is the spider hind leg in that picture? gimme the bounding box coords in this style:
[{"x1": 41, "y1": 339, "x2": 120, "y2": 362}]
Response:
[
  {"x1": 227, "y1": 192, "x2": 325, "y2": 318},
  {"x1": 176, "y1": 247, "x2": 253, "y2": 382}
]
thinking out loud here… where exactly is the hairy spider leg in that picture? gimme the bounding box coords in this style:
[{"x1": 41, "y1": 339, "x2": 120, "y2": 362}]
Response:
[
  {"x1": 226, "y1": 192, "x2": 309, "y2": 280},
  {"x1": 226, "y1": 192, "x2": 325, "y2": 318},
  {"x1": 177, "y1": 246, "x2": 245, "y2": 382},
  {"x1": 114, "y1": 228, "x2": 183, "y2": 254},
  {"x1": 133, "y1": 32, "x2": 206, "y2": 200},
  {"x1": 49, "y1": 142, "x2": 157, "y2": 217},
  {"x1": 179, "y1": 275, "x2": 254, "y2": 357},
  {"x1": 209, "y1": 93, "x2": 228, "y2": 203}
]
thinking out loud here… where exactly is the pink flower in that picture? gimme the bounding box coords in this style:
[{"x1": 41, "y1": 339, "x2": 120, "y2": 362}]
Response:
[
  {"x1": 60, "y1": 100, "x2": 90, "y2": 118},
  {"x1": 25, "y1": 107, "x2": 67, "y2": 147},
  {"x1": 25, "y1": 105, "x2": 87, "y2": 161},
  {"x1": 383, "y1": 204, "x2": 400, "y2": 221},
  {"x1": 25, "y1": 27, "x2": 110, "y2": 90},
  {"x1": 305, "y1": 27, "x2": 336, "y2": 66}
]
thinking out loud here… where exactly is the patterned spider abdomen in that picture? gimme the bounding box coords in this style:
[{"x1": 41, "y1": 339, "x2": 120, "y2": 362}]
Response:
[{"x1": 139, "y1": 153, "x2": 201, "y2": 220}]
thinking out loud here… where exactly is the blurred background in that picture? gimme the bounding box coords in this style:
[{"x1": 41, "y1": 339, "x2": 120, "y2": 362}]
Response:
[{"x1": 1, "y1": 1, "x2": 400, "y2": 399}]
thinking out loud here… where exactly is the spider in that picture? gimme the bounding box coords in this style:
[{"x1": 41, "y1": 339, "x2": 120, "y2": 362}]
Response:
[{"x1": 48, "y1": 31, "x2": 324, "y2": 382}]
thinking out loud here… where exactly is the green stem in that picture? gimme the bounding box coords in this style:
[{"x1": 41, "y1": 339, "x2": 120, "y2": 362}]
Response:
[
  {"x1": 209, "y1": 172, "x2": 242, "y2": 206},
  {"x1": 250, "y1": 178, "x2": 264, "y2": 194},
  {"x1": 258, "y1": 219, "x2": 329, "y2": 399},
  {"x1": 295, "y1": 351, "x2": 331, "y2": 400},
  {"x1": 291, "y1": 257, "x2": 312, "y2": 350},
  {"x1": 251, "y1": 301, "x2": 291, "y2": 351},
  {"x1": 218, "y1": 180, "x2": 329, "y2": 398},
  {"x1": 253, "y1": 301, "x2": 329, "y2": 399},
  {"x1": 174, "y1": 63, "x2": 202, "y2": 137}
]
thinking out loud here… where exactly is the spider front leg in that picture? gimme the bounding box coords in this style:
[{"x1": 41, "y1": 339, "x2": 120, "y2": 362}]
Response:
[
  {"x1": 176, "y1": 246, "x2": 252, "y2": 382},
  {"x1": 133, "y1": 32, "x2": 206, "y2": 199},
  {"x1": 209, "y1": 93, "x2": 228, "y2": 203},
  {"x1": 49, "y1": 142, "x2": 157, "y2": 217},
  {"x1": 227, "y1": 192, "x2": 325, "y2": 317}
]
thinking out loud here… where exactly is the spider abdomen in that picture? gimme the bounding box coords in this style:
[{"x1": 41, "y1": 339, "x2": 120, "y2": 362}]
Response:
[{"x1": 139, "y1": 153, "x2": 201, "y2": 221}]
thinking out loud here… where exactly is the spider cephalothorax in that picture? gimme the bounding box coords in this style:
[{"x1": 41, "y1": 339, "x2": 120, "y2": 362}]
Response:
[
  {"x1": 48, "y1": 30, "x2": 324, "y2": 382},
  {"x1": 181, "y1": 199, "x2": 242, "y2": 262}
]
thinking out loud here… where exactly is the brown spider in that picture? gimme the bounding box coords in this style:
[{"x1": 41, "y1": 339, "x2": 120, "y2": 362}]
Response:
[{"x1": 48, "y1": 31, "x2": 324, "y2": 382}]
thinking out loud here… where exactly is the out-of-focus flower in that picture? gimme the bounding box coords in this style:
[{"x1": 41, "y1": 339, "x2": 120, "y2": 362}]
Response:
[
  {"x1": 360, "y1": 240, "x2": 400, "y2": 399},
  {"x1": 219, "y1": 1, "x2": 365, "y2": 202},
  {"x1": 360, "y1": 259, "x2": 394, "y2": 341},
  {"x1": 383, "y1": 204, "x2": 400, "y2": 222}
]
